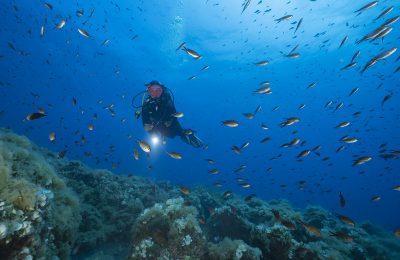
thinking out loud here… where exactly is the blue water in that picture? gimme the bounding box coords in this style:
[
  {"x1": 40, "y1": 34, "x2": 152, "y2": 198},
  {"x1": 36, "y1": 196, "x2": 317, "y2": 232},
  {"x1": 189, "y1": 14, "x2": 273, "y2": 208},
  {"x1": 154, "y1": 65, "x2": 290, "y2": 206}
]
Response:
[{"x1": 1, "y1": 0, "x2": 399, "y2": 231}]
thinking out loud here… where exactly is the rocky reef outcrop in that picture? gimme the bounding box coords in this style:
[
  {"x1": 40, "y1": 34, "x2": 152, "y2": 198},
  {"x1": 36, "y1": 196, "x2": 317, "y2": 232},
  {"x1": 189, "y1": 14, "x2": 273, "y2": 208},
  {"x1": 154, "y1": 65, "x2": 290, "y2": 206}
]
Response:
[{"x1": 1, "y1": 128, "x2": 399, "y2": 259}]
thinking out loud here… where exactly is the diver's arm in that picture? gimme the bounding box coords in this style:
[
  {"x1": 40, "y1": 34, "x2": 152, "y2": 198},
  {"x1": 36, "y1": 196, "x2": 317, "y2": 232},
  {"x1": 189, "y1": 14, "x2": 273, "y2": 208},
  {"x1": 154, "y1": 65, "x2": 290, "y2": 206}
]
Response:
[
  {"x1": 141, "y1": 101, "x2": 154, "y2": 131},
  {"x1": 162, "y1": 93, "x2": 176, "y2": 127}
]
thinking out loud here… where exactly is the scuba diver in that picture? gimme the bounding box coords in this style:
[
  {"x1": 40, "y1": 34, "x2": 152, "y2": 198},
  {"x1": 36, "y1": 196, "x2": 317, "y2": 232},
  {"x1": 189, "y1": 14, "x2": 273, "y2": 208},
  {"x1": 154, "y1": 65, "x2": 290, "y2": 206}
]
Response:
[{"x1": 132, "y1": 80, "x2": 203, "y2": 148}]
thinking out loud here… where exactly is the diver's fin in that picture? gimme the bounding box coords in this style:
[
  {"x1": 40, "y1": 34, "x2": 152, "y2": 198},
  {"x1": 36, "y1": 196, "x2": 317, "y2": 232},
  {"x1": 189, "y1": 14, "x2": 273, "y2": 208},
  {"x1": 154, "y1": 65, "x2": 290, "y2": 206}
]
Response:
[
  {"x1": 187, "y1": 134, "x2": 203, "y2": 148},
  {"x1": 181, "y1": 134, "x2": 203, "y2": 148}
]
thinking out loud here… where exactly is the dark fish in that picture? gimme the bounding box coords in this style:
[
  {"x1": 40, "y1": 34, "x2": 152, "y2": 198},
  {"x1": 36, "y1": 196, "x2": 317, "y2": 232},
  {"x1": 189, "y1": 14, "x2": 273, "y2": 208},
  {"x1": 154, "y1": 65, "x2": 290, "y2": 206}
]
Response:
[
  {"x1": 58, "y1": 150, "x2": 67, "y2": 159},
  {"x1": 330, "y1": 231, "x2": 353, "y2": 242},
  {"x1": 26, "y1": 112, "x2": 47, "y2": 121},
  {"x1": 349, "y1": 87, "x2": 359, "y2": 96},
  {"x1": 339, "y1": 192, "x2": 346, "y2": 208},
  {"x1": 244, "y1": 194, "x2": 256, "y2": 202},
  {"x1": 44, "y1": 3, "x2": 53, "y2": 10},
  {"x1": 339, "y1": 36, "x2": 348, "y2": 48},
  {"x1": 275, "y1": 15, "x2": 293, "y2": 23},
  {"x1": 341, "y1": 62, "x2": 357, "y2": 70},
  {"x1": 294, "y1": 18, "x2": 303, "y2": 34},
  {"x1": 176, "y1": 42, "x2": 186, "y2": 51},
  {"x1": 351, "y1": 50, "x2": 361, "y2": 62},
  {"x1": 380, "y1": 15, "x2": 400, "y2": 27},
  {"x1": 375, "y1": 6, "x2": 393, "y2": 20},
  {"x1": 354, "y1": 1, "x2": 378, "y2": 13},
  {"x1": 241, "y1": 0, "x2": 252, "y2": 14},
  {"x1": 381, "y1": 92, "x2": 392, "y2": 106}
]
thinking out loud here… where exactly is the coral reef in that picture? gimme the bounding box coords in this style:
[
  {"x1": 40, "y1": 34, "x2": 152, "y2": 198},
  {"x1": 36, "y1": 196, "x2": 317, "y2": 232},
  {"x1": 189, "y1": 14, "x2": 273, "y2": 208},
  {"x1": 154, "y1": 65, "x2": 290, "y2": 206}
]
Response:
[{"x1": 1, "y1": 128, "x2": 400, "y2": 259}]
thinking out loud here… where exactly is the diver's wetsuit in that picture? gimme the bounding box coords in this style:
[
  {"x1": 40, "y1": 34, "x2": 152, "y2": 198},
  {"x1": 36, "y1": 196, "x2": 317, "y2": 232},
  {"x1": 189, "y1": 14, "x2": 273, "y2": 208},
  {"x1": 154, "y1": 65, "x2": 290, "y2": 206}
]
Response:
[{"x1": 141, "y1": 88, "x2": 183, "y2": 139}]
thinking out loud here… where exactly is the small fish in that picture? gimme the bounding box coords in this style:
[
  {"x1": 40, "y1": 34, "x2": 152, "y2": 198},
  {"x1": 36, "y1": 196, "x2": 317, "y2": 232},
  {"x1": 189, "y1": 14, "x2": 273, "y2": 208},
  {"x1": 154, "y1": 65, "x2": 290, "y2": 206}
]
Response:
[
  {"x1": 261, "y1": 123, "x2": 269, "y2": 130},
  {"x1": 179, "y1": 186, "x2": 190, "y2": 195},
  {"x1": 182, "y1": 47, "x2": 201, "y2": 59},
  {"x1": 223, "y1": 191, "x2": 233, "y2": 198},
  {"x1": 354, "y1": 1, "x2": 378, "y2": 13},
  {"x1": 336, "y1": 214, "x2": 354, "y2": 226},
  {"x1": 55, "y1": 20, "x2": 66, "y2": 29},
  {"x1": 166, "y1": 151, "x2": 182, "y2": 160},
  {"x1": 294, "y1": 18, "x2": 303, "y2": 34},
  {"x1": 280, "y1": 117, "x2": 300, "y2": 127},
  {"x1": 297, "y1": 150, "x2": 311, "y2": 158},
  {"x1": 40, "y1": 25, "x2": 45, "y2": 37},
  {"x1": 339, "y1": 36, "x2": 348, "y2": 48},
  {"x1": 330, "y1": 231, "x2": 353, "y2": 242},
  {"x1": 308, "y1": 82, "x2": 317, "y2": 89},
  {"x1": 353, "y1": 156, "x2": 372, "y2": 166},
  {"x1": 253, "y1": 86, "x2": 271, "y2": 94},
  {"x1": 287, "y1": 53, "x2": 300, "y2": 58},
  {"x1": 349, "y1": 87, "x2": 359, "y2": 96},
  {"x1": 58, "y1": 150, "x2": 67, "y2": 159},
  {"x1": 335, "y1": 122, "x2": 350, "y2": 128},
  {"x1": 101, "y1": 39, "x2": 110, "y2": 46},
  {"x1": 275, "y1": 15, "x2": 293, "y2": 23},
  {"x1": 172, "y1": 112, "x2": 184, "y2": 118},
  {"x1": 209, "y1": 169, "x2": 220, "y2": 174},
  {"x1": 78, "y1": 28, "x2": 91, "y2": 38},
  {"x1": 137, "y1": 140, "x2": 151, "y2": 153},
  {"x1": 375, "y1": 6, "x2": 393, "y2": 20},
  {"x1": 205, "y1": 158, "x2": 215, "y2": 164},
  {"x1": 239, "y1": 183, "x2": 251, "y2": 188},
  {"x1": 26, "y1": 112, "x2": 47, "y2": 121},
  {"x1": 243, "y1": 113, "x2": 254, "y2": 119},
  {"x1": 342, "y1": 136, "x2": 358, "y2": 143},
  {"x1": 351, "y1": 50, "x2": 361, "y2": 62},
  {"x1": 49, "y1": 132, "x2": 56, "y2": 142},
  {"x1": 240, "y1": 142, "x2": 250, "y2": 149},
  {"x1": 188, "y1": 75, "x2": 196, "y2": 80},
  {"x1": 254, "y1": 105, "x2": 262, "y2": 114},
  {"x1": 339, "y1": 192, "x2": 346, "y2": 208},
  {"x1": 244, "y1": 194, "x2": 256, "y2": 202},
  {"x1": 76, "y1": 9, "x2": 84, "y2": 17},
  {"x1": 44, "y1": 3, "x2": 53, "y2": 10},
  {"x1": 298, "y1": 104, "x2": 306, "y2": 110},
  {"x1": 176, "y1": 42, "x2": 186, "y2": 51},
  {"x1": 222, "y1": 120, "x2": 239, "y2": 127},
  {"x1": 341, "y1": 62, "x2": 357, "y2": 70},
  {"x1": 241, "y1": 0, "x2": 252, "y2": 14},
  {"x1": 381, "y1": 93, "x2": 392, "y2": 106},
  {"x1": 88, "y1": 123, "x2": 94, "y2": 131},
  {"x1": 133, "y1": 148, "x2": 140, "y2": 160},
  {"x1": 381, "y1": 16, "x2": 400, "y2": 27},
  {"x1": 260, "y1": 137, "x2": 271, "y2": 143},
  {"x1": 254, "y1": 60, "x2": 269, "y2": 66},
  {"x1": 392, "y1": 185, "x2": 400, "y2": 191},
  {"x1": 370, "y1": 195, "x2": 381, "y2": 202},
  {"x1": 299, "y1": 221, "x2": 321, "y2": 237},
  {"x1": 231, "y1": 146, "x2": 241, "y2": 154},
  {"x1": 201, "y1": 65, "x2": 209, "y2": 71}
]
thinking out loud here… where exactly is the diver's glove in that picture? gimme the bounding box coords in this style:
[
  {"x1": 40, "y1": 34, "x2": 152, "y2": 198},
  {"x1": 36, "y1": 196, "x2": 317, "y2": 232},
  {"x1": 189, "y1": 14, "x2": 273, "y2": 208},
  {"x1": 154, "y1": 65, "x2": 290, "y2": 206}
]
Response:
[{"x1": 181, "y1": 133, "x2": 203, "y2": 148}]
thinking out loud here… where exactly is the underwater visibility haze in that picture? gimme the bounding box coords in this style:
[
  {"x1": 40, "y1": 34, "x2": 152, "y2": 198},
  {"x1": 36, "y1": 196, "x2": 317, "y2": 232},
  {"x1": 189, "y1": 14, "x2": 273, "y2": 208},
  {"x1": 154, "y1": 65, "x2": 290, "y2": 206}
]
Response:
[{"x1": 1, "y1": 0, "x2": 400, "y2": 259}]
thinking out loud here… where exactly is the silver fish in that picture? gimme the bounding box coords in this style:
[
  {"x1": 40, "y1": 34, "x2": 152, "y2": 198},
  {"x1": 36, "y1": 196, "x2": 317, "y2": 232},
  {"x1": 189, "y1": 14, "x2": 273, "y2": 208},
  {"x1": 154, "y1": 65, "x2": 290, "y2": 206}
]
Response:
[
  {"x1": 275, "y1": 15, "x2": 293, "y2": 23},
  {"x1": 354, "y1": 1, "x2": 378, "y2": 13},
  {"x1": 374, "y1": 6, "x2": 394, "y2": 20}
]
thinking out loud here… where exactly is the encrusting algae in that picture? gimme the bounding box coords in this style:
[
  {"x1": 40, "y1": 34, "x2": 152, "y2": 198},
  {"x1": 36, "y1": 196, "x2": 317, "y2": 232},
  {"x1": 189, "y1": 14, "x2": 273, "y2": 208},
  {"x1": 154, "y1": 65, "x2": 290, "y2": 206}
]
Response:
[{"x1": 0, "y1": 128, "x2": 400, "y2": 259}]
